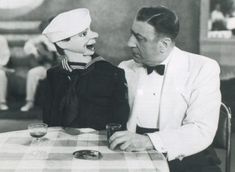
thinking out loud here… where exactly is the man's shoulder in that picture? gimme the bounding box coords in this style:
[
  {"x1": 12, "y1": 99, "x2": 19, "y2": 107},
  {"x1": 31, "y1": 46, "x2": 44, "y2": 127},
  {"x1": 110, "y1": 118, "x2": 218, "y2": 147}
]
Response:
[
  {"x1": 176, "y1": 48, "x2": 220, "y2": 70},
  {"x1": 185, "y1": 51, "x2": 219, "y2": 69},
  {"x1": 119, "y1": 59, "x2": 137, "y2": 70}
]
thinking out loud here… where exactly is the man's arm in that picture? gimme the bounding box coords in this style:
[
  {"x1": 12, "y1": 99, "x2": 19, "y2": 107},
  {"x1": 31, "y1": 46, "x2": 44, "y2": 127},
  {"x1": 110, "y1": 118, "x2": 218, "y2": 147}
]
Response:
[
  {"x1": 111, "y1": 60, "x2": 221, "y2": 161},
  {"x1": 149, "y1": 60, "x2": 221, "y2": 160},
  {"x1": 109, "y1": 131, "x2": 154, "y2": 151}
]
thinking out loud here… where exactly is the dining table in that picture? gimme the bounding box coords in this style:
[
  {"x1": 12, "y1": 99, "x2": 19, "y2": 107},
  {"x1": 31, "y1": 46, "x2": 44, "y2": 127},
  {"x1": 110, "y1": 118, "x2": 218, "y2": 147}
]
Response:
[{"x1": 0, "y1": 127, "x2": 170, "y2": 172}]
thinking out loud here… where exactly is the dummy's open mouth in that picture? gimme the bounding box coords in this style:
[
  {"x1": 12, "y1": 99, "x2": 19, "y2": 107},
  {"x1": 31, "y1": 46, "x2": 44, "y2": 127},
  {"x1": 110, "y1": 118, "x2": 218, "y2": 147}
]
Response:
[
  {"x1": 86, "y1": 40, "x2": 96, "y2": 51},
  {"x1": 86, "y1": 44, "x2": 95, "y2": 51}
]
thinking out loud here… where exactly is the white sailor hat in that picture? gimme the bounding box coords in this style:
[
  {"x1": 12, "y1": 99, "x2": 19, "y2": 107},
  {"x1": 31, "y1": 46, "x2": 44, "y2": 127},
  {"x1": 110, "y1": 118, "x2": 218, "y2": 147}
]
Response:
[{"x1": 42, "y1": 8, "x2": 91, "y2": 43}]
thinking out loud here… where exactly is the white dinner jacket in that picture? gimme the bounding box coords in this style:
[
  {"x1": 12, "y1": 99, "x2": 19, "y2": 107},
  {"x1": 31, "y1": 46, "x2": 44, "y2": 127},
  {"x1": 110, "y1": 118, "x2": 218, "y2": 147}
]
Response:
[{"x1": 119, "y1": 47, "x2": 221, "y2": 161}]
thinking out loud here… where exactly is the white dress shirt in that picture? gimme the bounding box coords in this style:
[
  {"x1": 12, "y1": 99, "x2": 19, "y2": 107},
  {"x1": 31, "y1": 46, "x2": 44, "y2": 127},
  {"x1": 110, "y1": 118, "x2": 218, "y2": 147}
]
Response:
[
  {"x1": 135, "y1": 58, "x2": 171, "y2": 153},
  {"x1": 136, "y1": 57, "x2": 170, "y2": 129},
  {"x1": 136, "y1": 69, "x2": 164, "y2": 128}
]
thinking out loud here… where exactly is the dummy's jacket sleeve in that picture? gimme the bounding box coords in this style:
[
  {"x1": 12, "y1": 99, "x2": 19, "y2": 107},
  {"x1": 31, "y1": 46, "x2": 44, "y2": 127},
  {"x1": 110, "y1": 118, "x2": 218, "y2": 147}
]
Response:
[
  {"x1": 111, "y1": 69, "x2": 130, "y2": 130},
  {"x1": 42, "y1": 70, "x2": 53, "y2": 125}
]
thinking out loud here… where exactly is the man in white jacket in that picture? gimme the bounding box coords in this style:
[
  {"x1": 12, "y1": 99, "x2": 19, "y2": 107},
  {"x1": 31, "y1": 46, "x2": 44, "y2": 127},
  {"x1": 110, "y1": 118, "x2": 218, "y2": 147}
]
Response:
[{"x1": 109, "y1": 6, "x2": 221, "y2": 172}]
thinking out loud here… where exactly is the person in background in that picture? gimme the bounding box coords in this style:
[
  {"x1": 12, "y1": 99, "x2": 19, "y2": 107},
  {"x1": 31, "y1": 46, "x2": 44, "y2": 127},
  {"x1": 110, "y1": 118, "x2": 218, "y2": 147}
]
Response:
[
  {"x1": 20, "y1": 20, "x2": 58, "y2": 112},
  {"x1": 0, "y1": 35, "x2": 14, "y2": 111},
  {"x1": 211, "y1": 3, "x2": 227, "y2": 30},
  {"x1": 42, "y1": 8, "x2": 129, "y2": 130},
  {"x1": 110, "y1": 6, "x2": 221, "y2": 172}
]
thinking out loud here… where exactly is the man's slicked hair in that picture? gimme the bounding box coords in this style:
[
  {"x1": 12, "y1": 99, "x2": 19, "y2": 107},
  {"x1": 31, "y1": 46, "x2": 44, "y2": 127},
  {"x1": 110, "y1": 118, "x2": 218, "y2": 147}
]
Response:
[{"x1": 136, "y1": 6, "x2": 179, "y2": 40}]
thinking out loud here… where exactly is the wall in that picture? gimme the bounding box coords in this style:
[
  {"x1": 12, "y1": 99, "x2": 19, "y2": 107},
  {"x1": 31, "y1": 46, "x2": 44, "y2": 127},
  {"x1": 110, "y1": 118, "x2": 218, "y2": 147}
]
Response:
[{"x1": 0, "y1": 0, "x2": 200, "y2": 65}]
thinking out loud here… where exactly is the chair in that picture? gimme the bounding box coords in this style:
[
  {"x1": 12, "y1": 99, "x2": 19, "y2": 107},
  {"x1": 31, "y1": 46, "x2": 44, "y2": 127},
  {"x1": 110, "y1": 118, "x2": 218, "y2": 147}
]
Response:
[{"x1": 213, "y1": 103, "x2": 232, "y2": 172}]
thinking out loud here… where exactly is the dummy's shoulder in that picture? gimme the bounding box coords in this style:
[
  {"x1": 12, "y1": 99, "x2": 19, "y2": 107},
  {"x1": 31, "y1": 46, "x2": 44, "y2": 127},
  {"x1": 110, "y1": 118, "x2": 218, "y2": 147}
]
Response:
[
  {"x1": 94, "y1": 60, "x2": 124, "y2": 74},
  {"x1": 47, "y1": 64, "x2": 64, "y2": 76}
]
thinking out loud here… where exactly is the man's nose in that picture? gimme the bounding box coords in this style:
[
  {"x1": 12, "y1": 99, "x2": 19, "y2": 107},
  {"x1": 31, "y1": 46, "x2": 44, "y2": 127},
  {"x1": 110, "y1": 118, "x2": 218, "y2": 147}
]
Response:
[{"x1": 127, "y1": 35, "x2": 137, "y2": 48}]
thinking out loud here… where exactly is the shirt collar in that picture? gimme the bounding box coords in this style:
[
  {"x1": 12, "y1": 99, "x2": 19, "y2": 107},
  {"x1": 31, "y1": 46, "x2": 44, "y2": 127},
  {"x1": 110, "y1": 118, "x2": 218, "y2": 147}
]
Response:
[{"x1": 62, "y1": 55, "x2": 105, "y2": 72}]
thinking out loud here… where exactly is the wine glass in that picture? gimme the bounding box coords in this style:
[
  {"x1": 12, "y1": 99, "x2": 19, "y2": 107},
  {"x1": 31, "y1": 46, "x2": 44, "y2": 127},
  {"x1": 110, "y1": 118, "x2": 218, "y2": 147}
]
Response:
[
  {"x1": 27, "y1": 123, "x2": 48, "y2": 159},
  {"x1": 28, "y1": 123, "x2": 48, "y2": 143}
]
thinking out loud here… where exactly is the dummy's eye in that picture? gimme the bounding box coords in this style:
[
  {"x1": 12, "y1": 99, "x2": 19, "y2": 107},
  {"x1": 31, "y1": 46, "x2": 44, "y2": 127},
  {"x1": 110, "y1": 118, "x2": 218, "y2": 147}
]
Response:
[{"x1": 79, "y1": 31, "x2": 88, "y2": 37}]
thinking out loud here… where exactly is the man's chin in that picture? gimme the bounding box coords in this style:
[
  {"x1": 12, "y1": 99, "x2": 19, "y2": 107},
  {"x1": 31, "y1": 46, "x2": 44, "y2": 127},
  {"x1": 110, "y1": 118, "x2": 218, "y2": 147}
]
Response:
[{"x1": 133, "y1": 57, "x2": 142, "y2": 64}]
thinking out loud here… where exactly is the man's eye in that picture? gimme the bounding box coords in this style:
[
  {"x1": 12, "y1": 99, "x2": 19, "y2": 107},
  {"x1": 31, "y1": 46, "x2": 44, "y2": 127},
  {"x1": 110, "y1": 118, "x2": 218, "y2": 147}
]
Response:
[{"x1": 136, "y1": 36, "x2": 145, "y2": 41}]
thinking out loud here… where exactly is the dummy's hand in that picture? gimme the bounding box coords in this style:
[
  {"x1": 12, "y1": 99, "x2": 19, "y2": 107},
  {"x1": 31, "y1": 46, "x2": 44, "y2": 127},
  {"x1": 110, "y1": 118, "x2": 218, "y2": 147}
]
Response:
[{"x1": 109, "y1": 130, "x2": 154, "y2": 151}]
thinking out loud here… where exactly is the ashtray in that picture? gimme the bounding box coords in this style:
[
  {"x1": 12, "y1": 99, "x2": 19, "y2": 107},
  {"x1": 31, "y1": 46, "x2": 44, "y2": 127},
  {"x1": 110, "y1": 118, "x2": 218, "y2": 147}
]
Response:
[{"x1": 73, "y1": 150, "x2": 103, "y2": 160}]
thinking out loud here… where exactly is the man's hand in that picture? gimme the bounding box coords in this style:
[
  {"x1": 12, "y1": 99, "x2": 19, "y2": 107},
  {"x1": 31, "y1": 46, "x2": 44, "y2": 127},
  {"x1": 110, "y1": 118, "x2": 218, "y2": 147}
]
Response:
[{"x1": 109, "y1": 130, "x2": 154, "y2": 151}]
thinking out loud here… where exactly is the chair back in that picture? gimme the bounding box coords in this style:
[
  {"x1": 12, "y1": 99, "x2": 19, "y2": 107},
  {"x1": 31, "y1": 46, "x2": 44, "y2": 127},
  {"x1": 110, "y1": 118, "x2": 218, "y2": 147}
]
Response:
[{"x1": 213, "y1": 103, "x2": 232, "y2": 172}]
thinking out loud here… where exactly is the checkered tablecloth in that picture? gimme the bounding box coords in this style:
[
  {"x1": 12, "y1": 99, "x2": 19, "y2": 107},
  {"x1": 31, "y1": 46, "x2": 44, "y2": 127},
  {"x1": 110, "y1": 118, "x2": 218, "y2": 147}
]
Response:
[{"x1": 0, "y1": 127, "x2": 169, "y2": 172}]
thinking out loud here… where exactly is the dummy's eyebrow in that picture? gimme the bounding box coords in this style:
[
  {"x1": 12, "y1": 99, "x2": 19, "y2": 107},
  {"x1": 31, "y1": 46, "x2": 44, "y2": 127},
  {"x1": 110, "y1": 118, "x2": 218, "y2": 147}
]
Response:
[{"x1": 78, "y1": 28, "x2": 89, "y2": 36}]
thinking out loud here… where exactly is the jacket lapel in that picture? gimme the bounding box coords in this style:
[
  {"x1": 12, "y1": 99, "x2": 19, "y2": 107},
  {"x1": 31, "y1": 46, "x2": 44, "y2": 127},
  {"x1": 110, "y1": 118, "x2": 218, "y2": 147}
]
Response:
[
  {"x1": 125, "y1": 61, "x2": 146, "y2": 131},
  {"x1": 159, "y1": 47, "x2": 190, "y2": 130}
]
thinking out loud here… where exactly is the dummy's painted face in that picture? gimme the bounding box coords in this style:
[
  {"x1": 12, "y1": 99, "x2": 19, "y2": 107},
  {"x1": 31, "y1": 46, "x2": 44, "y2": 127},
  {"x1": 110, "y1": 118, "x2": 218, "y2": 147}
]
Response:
[
  {"x1": 58, "y1": 26, "x2": 99, "y2": 56},
  {"x1": 128, "y1": 20, "x2": 166, "y2": 65}
]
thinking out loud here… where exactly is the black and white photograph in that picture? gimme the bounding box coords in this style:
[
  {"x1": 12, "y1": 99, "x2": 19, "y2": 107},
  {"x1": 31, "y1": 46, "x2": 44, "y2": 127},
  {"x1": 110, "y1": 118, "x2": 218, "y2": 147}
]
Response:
[{"x1": 0, "y1": 0, "x2": 234, "y2": 171}]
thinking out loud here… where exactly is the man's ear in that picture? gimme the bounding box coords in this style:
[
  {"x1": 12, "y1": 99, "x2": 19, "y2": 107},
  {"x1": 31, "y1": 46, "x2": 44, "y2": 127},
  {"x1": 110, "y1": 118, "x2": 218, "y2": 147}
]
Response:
[
  {"x1": 159, "y1": 37, "x2": 172, "y2": 53},
  {"x1": 161, "y1": 37, "x2": 172, "y2": 48}
]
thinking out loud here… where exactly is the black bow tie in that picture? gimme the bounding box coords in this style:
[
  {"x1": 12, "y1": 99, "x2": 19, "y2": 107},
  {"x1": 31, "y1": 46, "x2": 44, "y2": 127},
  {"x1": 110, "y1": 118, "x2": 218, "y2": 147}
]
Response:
[{"x1": 146, "y1": 65, "x2": 165, "y2": 75}]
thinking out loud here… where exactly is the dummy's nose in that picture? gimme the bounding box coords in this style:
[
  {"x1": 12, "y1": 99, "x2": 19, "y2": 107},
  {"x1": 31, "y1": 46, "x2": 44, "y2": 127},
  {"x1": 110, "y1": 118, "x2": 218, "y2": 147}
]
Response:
[{"x1": 91, "y1": 30, "x2": 99, "y2": 38}]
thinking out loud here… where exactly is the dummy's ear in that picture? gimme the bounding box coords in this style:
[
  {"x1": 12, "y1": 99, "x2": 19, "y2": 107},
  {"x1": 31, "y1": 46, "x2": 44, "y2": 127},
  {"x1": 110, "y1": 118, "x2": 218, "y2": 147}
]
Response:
[
  {"x1": 56, "y1": 41, "x2": 67, "y2": 49},
  {"x1": 56, "y1": 37, "x2": 71, "y2": 49}
]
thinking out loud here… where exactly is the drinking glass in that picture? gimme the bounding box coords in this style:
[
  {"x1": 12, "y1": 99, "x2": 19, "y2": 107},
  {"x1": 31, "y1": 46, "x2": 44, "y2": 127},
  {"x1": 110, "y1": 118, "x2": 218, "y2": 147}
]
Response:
[
  {"x1": 106, "y1": 123, "x2": 122, "y2": 148},
  {"x1": 27, "y1": 123, "x2": 48, "y2": 159},
  {"x1": 28, "y1": 123, "x2": 48, "y2": 143}
]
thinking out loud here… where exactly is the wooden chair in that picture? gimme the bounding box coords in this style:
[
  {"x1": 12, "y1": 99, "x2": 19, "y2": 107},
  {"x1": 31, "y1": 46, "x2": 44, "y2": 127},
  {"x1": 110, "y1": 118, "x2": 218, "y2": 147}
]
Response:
[{"x1": 213, "y1": 103, "x2": 232, "y2": 172}]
